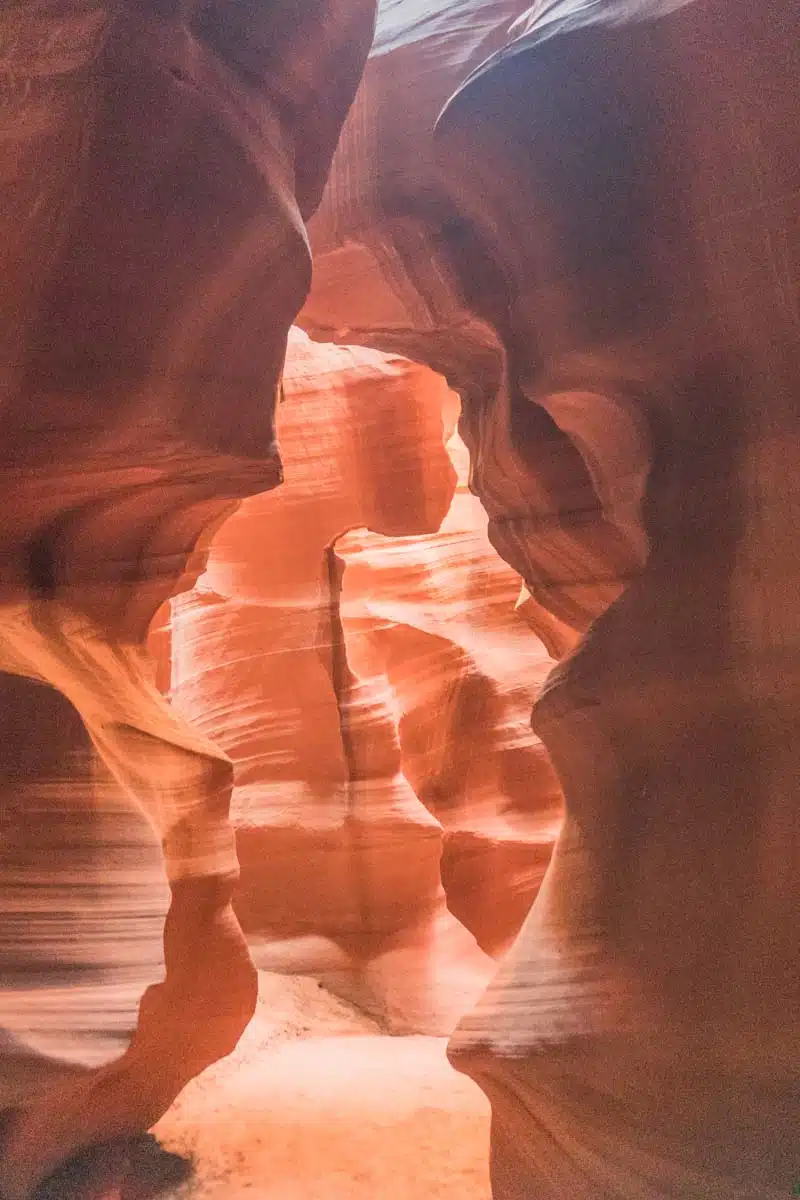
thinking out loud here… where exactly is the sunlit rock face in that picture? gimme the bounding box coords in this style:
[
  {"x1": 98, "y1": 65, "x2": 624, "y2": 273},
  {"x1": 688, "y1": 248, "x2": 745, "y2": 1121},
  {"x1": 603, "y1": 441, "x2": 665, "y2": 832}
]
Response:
[
  {"x1": 338, "y1": 431, "x2": 562, "y2": 959},
  {"x1": 3, "y1": 0, "x2": 797, "y2": 1196},
  {"x1": 304, "y1": 0, "x2": 800, "y2": 1196},
  {"x1": 169, "y1": 331, "x2": 456, "y2": 965},
  {"x1": 0, "y1": 1, "x2": 377, "y2": 1195},
  {"x1": 168, "y1": 329, "x2": 562, "y2": 1031}
]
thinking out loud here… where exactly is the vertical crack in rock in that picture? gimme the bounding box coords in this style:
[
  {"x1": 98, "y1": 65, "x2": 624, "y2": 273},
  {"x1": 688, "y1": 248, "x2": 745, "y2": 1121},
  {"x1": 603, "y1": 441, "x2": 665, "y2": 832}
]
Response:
[{"x1": 323, "y1": 539, "x2": 371, "y2": 931}]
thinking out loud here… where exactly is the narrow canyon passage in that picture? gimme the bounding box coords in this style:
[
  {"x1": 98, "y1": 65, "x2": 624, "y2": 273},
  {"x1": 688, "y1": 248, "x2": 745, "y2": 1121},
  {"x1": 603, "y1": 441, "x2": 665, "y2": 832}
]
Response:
[
  {"x1": 2, "y1": 0, "x2": 798, "y2": 1196},
  {"x1": 0, "y1": 336, "x2": 538, "y2": 1198}
]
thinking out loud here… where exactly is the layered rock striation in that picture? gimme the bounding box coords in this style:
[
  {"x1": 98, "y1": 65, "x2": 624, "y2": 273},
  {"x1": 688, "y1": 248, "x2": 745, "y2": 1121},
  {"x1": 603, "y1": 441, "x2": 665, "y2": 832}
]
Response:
[
  {"x1": 0, "y1": 1, "x2": 377, "y2": 1194},
  {"x1": 168, "y1": 330, "x2": 561, "y2": 1030},
  {"x1": 304, "y1": 0, "x2": 800, "y2": 1195},
  {"x1": 2, "y1": 0, "x2": 798, "y2": 1196},
  {"x1": 338, "y1": 431, "x2": 562, "y2": 959}
]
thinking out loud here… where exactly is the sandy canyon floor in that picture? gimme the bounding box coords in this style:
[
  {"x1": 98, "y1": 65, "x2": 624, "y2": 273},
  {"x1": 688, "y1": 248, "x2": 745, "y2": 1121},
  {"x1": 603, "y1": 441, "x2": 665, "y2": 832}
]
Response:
[{"x1": 152, "y1": 973, "x2": 491, "y2": 1200}]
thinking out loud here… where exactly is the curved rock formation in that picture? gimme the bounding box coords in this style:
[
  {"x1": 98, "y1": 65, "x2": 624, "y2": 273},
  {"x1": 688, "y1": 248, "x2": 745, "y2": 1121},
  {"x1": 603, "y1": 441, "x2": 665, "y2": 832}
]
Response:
[
  {"x1": 166, "y1": 334, "x2": 562, "y2": 1028},
  {"x1": 303, "y1": 0, "x2": 800, "y2": 1195},
  {"x1": 0, "y1": 1, "x2": 377, "y2": 1194},
  {"x1": 338, "y1": 430, "x2": 563, "y2": 958},
  {"x1": 4, "y1": 0, "x2": 798, "y2": 1194},
  {"x1": 167, "y1": 330, "x2": 491, "y2": 1032},
  {"x1": 301, "y1": 0, "x2": 642, "y2": 645}
]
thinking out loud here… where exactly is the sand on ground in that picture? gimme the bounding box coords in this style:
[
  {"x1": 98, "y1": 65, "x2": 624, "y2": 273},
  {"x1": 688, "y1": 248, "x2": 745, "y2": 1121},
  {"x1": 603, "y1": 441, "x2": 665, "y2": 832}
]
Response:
[{"x1": 154, "y1": 972, "x2": 491, "y2": 1200}]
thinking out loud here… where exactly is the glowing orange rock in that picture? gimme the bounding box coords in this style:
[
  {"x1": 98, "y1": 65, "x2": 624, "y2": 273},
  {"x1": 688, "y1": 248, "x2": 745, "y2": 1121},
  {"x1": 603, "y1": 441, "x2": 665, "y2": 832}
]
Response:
[{"x1": 169, "y1": 331, "x2": 491, "y2": 1032}]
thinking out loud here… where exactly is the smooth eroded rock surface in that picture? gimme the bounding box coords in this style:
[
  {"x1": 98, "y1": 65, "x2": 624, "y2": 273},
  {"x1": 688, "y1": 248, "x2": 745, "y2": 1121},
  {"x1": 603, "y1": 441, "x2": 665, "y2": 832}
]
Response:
[
  {"x1": 0, "y1": 1, "x2": 378, "y2": 1193},
  {"x1": 168, "y1": 329, "x2": 560, "y2": 1032},
  {"x1": 303, "y1": 0, "x2": 800, "y2": 1195}
]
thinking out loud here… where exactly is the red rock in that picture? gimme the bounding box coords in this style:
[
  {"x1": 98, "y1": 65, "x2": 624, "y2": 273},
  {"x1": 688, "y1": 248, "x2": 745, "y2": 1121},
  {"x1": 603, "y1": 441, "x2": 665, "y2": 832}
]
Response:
[
  {"x1": 304, "y1": 0, "x2": 800, "y2": 1194},
  {"x1": 168, "y1": 331, "x2": 499, "y2": 1030},
  {"x1": 0, "y1": 2, "x2": 376, "y2": 1194}
]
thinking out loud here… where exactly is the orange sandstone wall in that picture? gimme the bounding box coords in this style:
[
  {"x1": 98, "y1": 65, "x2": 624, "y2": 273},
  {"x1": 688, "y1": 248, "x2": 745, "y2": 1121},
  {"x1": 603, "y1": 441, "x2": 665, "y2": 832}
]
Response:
[{"x1": 167, "y1": 331, "x2": 562, "y2": 1031}]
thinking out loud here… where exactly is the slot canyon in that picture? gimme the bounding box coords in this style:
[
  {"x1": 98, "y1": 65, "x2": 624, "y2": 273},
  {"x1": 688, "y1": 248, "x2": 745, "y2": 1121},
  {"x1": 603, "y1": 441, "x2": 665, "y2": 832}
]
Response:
[{"x1": 0, "y1": 1, "x2": 798, "y2": 1198}]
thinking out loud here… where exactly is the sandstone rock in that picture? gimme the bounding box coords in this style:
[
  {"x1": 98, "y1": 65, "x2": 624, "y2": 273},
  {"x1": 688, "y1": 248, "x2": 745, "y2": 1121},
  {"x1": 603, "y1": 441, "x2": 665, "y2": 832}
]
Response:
[
  {"x1": 168, "y1": 330, "x2": 499, "y2": 1032},
  {"x1": 4, "y1": 0, "x2": 799, "y2": 1196},
  {"x1": 303, "y1": 0, "x2": 800, "y2": 1195},
  {"x1": 0, "y1": 1, "x2": 376, "y2": 1193},
  {"x1": 338, "y1": 429, "x2": 563, "y2": 957}
]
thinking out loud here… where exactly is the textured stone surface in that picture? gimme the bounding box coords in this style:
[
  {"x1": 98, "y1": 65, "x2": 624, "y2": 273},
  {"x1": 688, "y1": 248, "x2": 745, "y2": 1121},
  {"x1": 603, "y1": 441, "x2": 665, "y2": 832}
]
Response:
[
  {"x1": 303, "y1": 0, "x2": 800, "y2": 1196},
  {"x1": 3, "y1": 0, "x2": 799, "y2": 1196},
  {"x1": 338, "y1": 431, "x2": 562, "y2": 958},
  {"x1": 169, "y1": 329, "x2": 548, "y2": 1032},
  {"x1": 0, "y1": 1, "x2": 377, "y2": 1194},
  {"x1": 167, "y1": 331, "x2": 471, "y2": 1029}
]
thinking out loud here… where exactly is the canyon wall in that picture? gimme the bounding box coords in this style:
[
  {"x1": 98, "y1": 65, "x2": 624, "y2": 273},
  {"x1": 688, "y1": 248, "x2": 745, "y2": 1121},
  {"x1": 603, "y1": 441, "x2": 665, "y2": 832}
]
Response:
[
  {"x1": 167, "y1": 329, "x2": 562, "y2": 1033},
  {"x1": 2, "y1": 0, "x2": 798, "y2": 1197},
  {"x1": 0, "y1": 1, "x2": 378, "y2": 1195},
  {"x1": 304, "y1": 0, "x2": 800, "y2": 1196}
]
